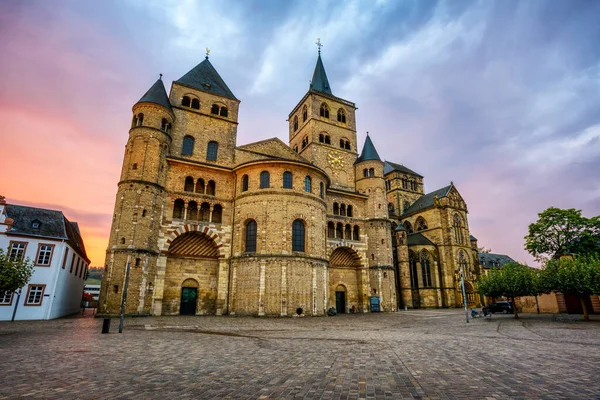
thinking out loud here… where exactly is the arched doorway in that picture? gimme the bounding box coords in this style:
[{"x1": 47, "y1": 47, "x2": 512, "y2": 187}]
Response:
[
  {"x1": 329, "y1": 247, "x2": 362, "y2": 314},
  {"x1": 335, "y1": 285, "x2": 346, "y2": 314},
  {"x1": 163, "y1": 231, "x2": 220, "y2": 315},
  {"x1": 180, "y1": 278, "x2": 198, "y2": 315}
]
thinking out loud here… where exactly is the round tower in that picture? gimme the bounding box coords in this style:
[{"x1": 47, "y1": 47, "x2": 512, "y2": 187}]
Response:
[
  {"x1": 99, "y1": 77, "x2": 174, "y2": 316},
  {"x1": 354, "y1": 134, "x2": 396, "y2": 311}
]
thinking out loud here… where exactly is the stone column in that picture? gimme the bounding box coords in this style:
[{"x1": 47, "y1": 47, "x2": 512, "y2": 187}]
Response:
[
  {"x1": 183, "y1": 203, "x2": 188, "y2": 220},
  {"x1": 209, "y1": 205, "x2": 214, "y2": 223}
]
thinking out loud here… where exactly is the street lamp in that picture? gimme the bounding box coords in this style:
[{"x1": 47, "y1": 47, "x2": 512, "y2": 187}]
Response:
[
  {"x1": 460, "y1": 265, "x2": 469, "y2": 323},
  {"x1": 118, "y1": 254, "x2": 132, "y2": 333}
]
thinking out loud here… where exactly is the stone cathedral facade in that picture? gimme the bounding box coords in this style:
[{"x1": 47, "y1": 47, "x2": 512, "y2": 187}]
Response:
[{"x1": 98, "y1": 51, "x2": 482, "y2": 317}]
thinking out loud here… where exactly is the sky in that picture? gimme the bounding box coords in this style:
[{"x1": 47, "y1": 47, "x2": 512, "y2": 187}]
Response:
[{"x1": 1, "y1": 0, "x2": 599, "y2": 267}]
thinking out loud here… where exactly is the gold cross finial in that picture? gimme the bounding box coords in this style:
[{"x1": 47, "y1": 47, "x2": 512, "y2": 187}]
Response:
[
  {"x1": 205, "y1": 48, "x2": 210, "y2": 59},
  {"x1": 315, "y1": 38, "x2": 322, "y2": 54}
]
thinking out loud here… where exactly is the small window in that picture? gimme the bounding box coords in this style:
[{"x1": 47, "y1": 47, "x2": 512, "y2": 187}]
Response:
[
  {"x1": 302, "y1": 136, "x2": 308, "y2": 148},
  {"x1": 182, "y1": 135, "x2": 195, "y2": 156},
  {"x1": 242, "y1": 175, "x2": 249, "y2": 192},
  {"x1": 135, "y1": 258, "x2": 141, "y2": 267},
  {"x1": 325, "y1": 136, "x2": 331, "y2": 145},
  {"x1": 294, "y1": 146, "x2": 298, "y2": 153},
  {"x1": 319, "y1": 182, "x2": 324, "y2": 198},
  {"x1": 347, "y1": 205, "x2": 353, "y2": 217},
  {"x1": 31, "y1": 220, "x2": 41, "y2": 229},
  {"x1": 187, "y1": 201, "x2": 198, "y2": 221},
  {"x1": 200, "y1": 203, "x2": 210, "y2": 221},
  {"x1": 340, "y1": 204, "x2": 346, "y2": 216},
  {"x1": 142, "y1": 209, "x2": 147, "y2": 217},
  {"x1": 184, "y1": 176, "x2": 194, "y2": 192},
  {"x1": 113, "y1": 285, "x2": 119, "y2": 294},
  {"x1": 369, "y1": 168, "x2": 375, "y2": 177},
  {"x1": 302, "y1": 105, "x2": 308, "y2": 122},
  {"x1": 245, "y1": 220, "x2": 257, "y2": 253},
  {"x1": 211, "y1": 104, "x2": 220, "y2": 115},
  {"x1": 136, "y1": 113, "x2": 144, "y2": 126},
  {"x1": 260, "y1": 171, "x2": 270, "y2": 188},
  {"x1": 345, "y1": 141, "x2": 350, "y2": 150},
  {"x1": 363, "y1": 169, "x2": 368, "y2": 178},
  {"x1": 182, "y1": 96, "x2": 191, "y2": 107},
  {"x1": 207, "y1": 141, "x2": 218, "y2": 161},
  {"x1": 191, "y1": 98, "x2": 200, "y2": 109},
  {"x1": 220, "y1": 107, "x2": 228, "y2": 117},
  {"x1": 319, "y1": 134, "x2": 324, "y2": 143},
  {"x1": 353, "y1": 225, "x2": 359, "y2": 240},
  {"x1": 132, "y1": 163, "x2": 138, "y2": 170},
  {"x1": 173, "y1": 199, "x2": 184, "y2": 219},
  {"x1": 333, "y1": 202, "x2": 339, "y2": 215},
  {"x1": 206, "y1": 180, "x2": 216, "y2": 196},
  {"x1": 293, "y1": 116, "x2": 298, "y2": 132},
  {"x1": 283, "y1": 171, "x2": 293, "y2": 189},
  {"x1": 292, "y1": 219, "x2": 305, "y2": 252},
  {"x1": 339, "y1": 139, "x2": 344, "y2": 148},
  {"x1": 196, "y1": 178, "x2": 205, "y2": 193},
  {"x1": 319, "y1": 103, "x2": 329, "y2": 119},
  {"x1": 304, "y1": 176, "x2": 312, "y2": 193},
  {"x1": 212, "y1": 204, "x2": 222, "y2": 223}
]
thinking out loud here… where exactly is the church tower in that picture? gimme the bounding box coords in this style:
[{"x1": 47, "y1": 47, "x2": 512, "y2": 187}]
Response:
[
  {"x1": 99, "y1": 77, "x2": 173, "y2": 315},
  {"x1": 288, "y1": 43, "x2": 358, "y2": 190}
]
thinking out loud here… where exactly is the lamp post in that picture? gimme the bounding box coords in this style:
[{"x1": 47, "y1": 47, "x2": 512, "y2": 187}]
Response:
[
  {"x1": 118, "y1": 255, "x2": 132, "y2": 333},
  {"x1": 460, "y1": 265, "x2": 469, "y2": 323}
]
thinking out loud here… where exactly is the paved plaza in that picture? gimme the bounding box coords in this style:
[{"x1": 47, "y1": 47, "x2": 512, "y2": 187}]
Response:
[{"x1": 1, "y1": 310, "x2": 599, "y2": 399}]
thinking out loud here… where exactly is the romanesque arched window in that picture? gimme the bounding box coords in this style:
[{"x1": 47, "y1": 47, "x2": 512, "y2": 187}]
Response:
[
  {"x1": 245, "y1": 220, "x2": 257, "y2": 253},
  {"x1": 337, "y1": 108, "x2": 346, "y2": 123},
  {"x1": 403, "y1": 221, "x2": 413, "y2": 234},
  {"x1": 242, "y1": 175, "x2": 249, "y2": 192},
  {"x1": 219, "y1": 106, "x2": 228, "y2": 117},
  {"x1": 304, "y1": 176, "x2": 312, "y2": 193},
  {"x1": 211, "y1": 104, "x2": 219, "y2": 115},
  {"x1": 206, "y1": 141, "x2": 218, "y2": 161},
  {"x1": 416, "y1": 217, "x2": 428, "y2": 231},
  {"x1": 363, "y1": 169, "x2": 369, "y2": 178},
  {"x1": 302, "y1": 105, "x2": 307, "y2": 122},
  {"x1": 353, "y1": 225, "x2": 360, "y2": 240},
  {"x1": 260, "y1": 171, "x2": 270, "y2": 188},
  {"x1": 453, "y1": 214, "x2": 464, "y2": 244},
  {"x1": 319, "y1": 103, "x2": 329, "y2": 119},
  {"x1": 136, "y1": 113, "x2": 144, "y2": 126},
  {"x1": 212, "y1": 204, "x2": 222, "y2": 223},
  {"x1": 325, "y1": 135, "x2": 331, "y2": 144},
  {"x1": 344, "y1": 141, "x2": 350, "y2": 150},
  {"x1": 302, "y1": 136, "x2": 308, "y2": 148},
  {"x1": 173, "y1": 199, "x2": 184, "y2": 219},
  {"x1": 283, "y1": 171, "x2": 293, "y2": 189},
  {"x1": 293, "y1": 116, "x2": 298, "y2": 132},
  {"x1": 292, "y1": 219, "x2": 305, "y2": 252},
  {"x1": 187, "y1": 201, "x2": 198, "y2": 221},
  {"x1": 319, "y1": 133, "x2": 324, "y2": 143},
  {"x1": 206, "y1": 180, "x2": 215, "y2": 196},
  {"x1": 200, "y1": 202, "x2": 210, "y2": 221},
  {"x1": 347, "y1": 205, "x2": 353, "y2": 217},
  {"x1": 345, "y1": 224, "x2": 352, "y2": 240},
  {"x1": 184, "y1": 176, "x2": 194, "y2": 192},
  {"x1": 409, "y1": 251, "x2": 418, "y2": 288},
  {"x1": 161, "y1": 118, "x2": 168, "y2": 132},
  {"x1": 182, "y1": 96, "x2": 191, "y2": 107},
  {"x1": 339, "y1": 139, "x2": 345, "y2": 148},
  {"x1": 191, "y1": 98, "x2": 200, "y2": 110},
  {"x1": 182, "y1": 135, "x2": 194, "y2": 156},
  {"x1": 403, "y1": 201, "x2": 410, "y2": 213},
  {"x1": 195, "y1": 178, "x2": 205, "y2": 194},
  {"x1": 336, "y1": 223, "x2": 344, "y2": 239},
  {"x1": 369, "y1": 168, "x2": 375, "y2": 177},
  {"x1": 421, "y1": 250, "x2": 432, "y2": 287},
  {"x1": 340, "y1": 204, "x2": 346, "y2": 216},
  {"x1": 319, "y1": 182, "x2": 324, "y2": 198},
  {"x1": 327, "y1": 222, "x2": 335, "y2": 239},
  {"x1": 333, "y1": 202, "x2": 339, "y2": 215}
]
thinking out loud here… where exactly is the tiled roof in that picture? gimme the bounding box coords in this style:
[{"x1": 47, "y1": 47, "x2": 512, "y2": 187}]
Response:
[
  {"x1": 176, "y1": 58, "x2": 237, "y2": 100},
  {"x1": 478, "y1": 253, "x2": 515, "y2": 269},
  {"x1": 402, "y1": 185, "x2": 453, "y2": 216},
  {"x1": 136, "y1": 78, "x2": 173, "y2": 112},
  {"x1": 356, "y1": 135, "x2": 381, "y2": 163},
  {"x1": 383, "y1": 161, "x2": 423, "y2": 178},
  {"x1": 5, "y1": 204, "x2": 89, "y2": 262},
  {"x1": 407, "y1": 233, "x2": 435, "y2": 246},
  {"x1": 310, "y1": 54, "x2": 332, "y2": 95}
]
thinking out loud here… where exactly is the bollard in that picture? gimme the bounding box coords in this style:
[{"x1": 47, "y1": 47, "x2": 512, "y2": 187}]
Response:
[
  {"x1": 404, "y1": 306, "x2": 407, "y2": 311},
  {"x1": 101, "y1": 318, "x2": 111, "y2": 334}
]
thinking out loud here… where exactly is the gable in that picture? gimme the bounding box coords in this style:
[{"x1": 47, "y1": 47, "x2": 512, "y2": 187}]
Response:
[{"x1": 236, "y1": 138, "x2": 308, "y2": 163}]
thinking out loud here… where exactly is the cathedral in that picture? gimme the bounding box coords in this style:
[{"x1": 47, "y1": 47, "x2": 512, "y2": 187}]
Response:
[{"x1": 98, "y1": 49, "x2": 482, "y2": 317}]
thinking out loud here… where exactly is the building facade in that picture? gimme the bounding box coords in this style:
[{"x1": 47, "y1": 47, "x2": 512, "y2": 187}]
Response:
[
  {"x1": 99, "y1": 51, "x2": 482, "y2": 317},
  {"x1": 0, "y1": 197, "x2": 90, "y2": 320}
]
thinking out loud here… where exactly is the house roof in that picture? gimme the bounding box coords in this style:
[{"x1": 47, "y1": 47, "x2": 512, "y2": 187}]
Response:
[
  {"x1": 5, "y1": 204, "x2": 89, "y2": 262},
  {"x1": 478, "y1": 252, "x2": 515, "y2": 269},
  {"x1": 135, "y1": 78, "x2": 173, "y2": 112},
  {"x1": 310, "y1": 53, "x2": 332, "y2": 95},
  {"x1": 175, "y1": 58, "x2": 237, "y2": 100},
  {"x1": 407, "y1": 233, "x2": 436, "y2": 246},
  {"x1": 384, "y1": 161, "x2": 423, "y2": 178},
  {"x1": 355, "y1": 135, "x2": 381, "y2": 163},
  {"x1": 402, "y1": 185, "x2": 453, "y2": 216}
]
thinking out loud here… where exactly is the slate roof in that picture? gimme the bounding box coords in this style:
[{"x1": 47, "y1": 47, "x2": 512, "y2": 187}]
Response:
[
  {"x1": 176, "y1": 58, "x2": 237, "y2": 100},
  {"x1": 5, "y1": 204, "x2": 89, "y2": 262},
  {"x1": 356, "y1": 135, "x2": 381, "y2": 163},
  {"x1": 407, "y1": 233, "x2": 436, "y2": 246},
  {"x1": 469, "y1": 234, "x2": 477, "y2": 241},
  {"x1": 401, "y1": 185, "x2": 453, "y2": 216},
  {"x1": 310, "y1": 54, "x2": 332, "y2": 95},
  {"x1": 236, "y1": 137, "x2": 308, "y2": 163},
  {"x1": 478, "y1": 252, "x2": 515, "y2": 270},
  {"x1": 384, "y1": 161, "x2": 423, "y2": 178},
  {"x1": 136, "y1": 78, "x2": 173, "y2": 112}
]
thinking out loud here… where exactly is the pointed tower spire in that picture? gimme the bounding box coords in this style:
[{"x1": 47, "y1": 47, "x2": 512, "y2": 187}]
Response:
[
  {"x1": 310, "y1": 38, "x2": 332, "y2": 94},
  {"x1": 176, "y1": 58, "x2": 237, "y2": 100},
  {"x1": 135, "y1": 77, "x2": 172, "y2": 112},
  {"x1": 356, "y1": 133, "x2": 382, "y2": 163}
]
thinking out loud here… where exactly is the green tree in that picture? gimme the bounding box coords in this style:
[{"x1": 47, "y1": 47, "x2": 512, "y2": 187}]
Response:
[
  {"x1": 525, "y1": 207, "x2": 600, "y2": 263},
  {"x1": 0, "y1": 248, "x2": 34, "y2": 292},
  {"x1": 541, "y1": 255, "x2": 600, "y2": 321},
  {"x1": 477, "y1": 262, "x2": 539, "y2": 319}
]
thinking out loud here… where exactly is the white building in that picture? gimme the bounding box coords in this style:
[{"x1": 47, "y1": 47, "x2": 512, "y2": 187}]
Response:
[{"x1": 0, "y1": 196, "x2": 90, "y2": 320}]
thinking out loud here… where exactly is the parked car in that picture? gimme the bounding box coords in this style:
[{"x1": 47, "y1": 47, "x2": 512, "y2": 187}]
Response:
[{"x1": 483, "y1": 301, "x2": 513, "y2": 314}]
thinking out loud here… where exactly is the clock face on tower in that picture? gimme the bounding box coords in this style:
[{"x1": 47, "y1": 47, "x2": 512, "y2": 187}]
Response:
[{"x1": 327, "y1": 151, "x2": 345, "y2": 169}]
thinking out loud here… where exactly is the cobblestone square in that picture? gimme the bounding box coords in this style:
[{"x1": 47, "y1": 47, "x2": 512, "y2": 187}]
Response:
[{"x1": 1, "y1": 310, "x2": 599, "y2": 399}]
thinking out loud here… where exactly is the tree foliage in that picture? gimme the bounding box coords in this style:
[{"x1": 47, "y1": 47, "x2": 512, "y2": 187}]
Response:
[
  {"x1": 477, "y1": 262, "x2": 539, "y2": 318},
  {"x1": 525, "y1": 207, "x2": 600, "y2": 262},
  {"x1": 0, "y1": 248, "x2": 34, "y2": 292}
]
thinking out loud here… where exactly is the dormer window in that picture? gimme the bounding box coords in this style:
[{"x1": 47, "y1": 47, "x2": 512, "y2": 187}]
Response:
[{"x1": 31, "y1": 220, "x2": 41, "y2": 229}]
